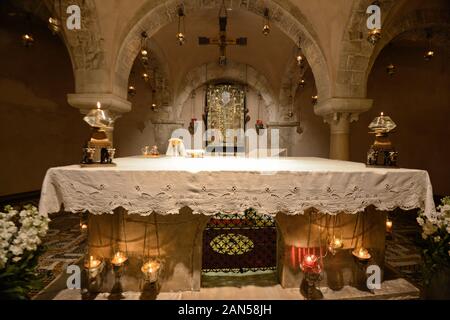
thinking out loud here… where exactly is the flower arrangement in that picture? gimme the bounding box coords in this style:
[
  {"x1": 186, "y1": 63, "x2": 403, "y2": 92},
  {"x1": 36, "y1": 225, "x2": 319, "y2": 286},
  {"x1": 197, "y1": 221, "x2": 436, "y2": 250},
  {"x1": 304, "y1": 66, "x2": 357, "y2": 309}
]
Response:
[
  {"x1": 0, "y1": 205, "x2": 50, "y2": 300},
  {"x1": 417, "y1": 197, "x2": 450, "y2": 286}
]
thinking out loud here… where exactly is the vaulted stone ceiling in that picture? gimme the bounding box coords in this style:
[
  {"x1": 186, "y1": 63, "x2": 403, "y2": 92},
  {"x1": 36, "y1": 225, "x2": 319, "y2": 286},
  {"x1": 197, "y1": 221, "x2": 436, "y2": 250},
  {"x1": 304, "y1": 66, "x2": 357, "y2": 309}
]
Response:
[{"x1": 148, "y1": 8, "x2": 295, "y2": 95}]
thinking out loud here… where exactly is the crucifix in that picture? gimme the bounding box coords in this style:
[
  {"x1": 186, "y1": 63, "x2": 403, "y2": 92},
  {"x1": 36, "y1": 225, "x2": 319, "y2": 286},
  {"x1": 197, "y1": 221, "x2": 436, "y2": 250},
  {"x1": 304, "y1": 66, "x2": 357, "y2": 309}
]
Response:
[{"x1": 198, "y1": 1, "x2": 247, "y2": 66}]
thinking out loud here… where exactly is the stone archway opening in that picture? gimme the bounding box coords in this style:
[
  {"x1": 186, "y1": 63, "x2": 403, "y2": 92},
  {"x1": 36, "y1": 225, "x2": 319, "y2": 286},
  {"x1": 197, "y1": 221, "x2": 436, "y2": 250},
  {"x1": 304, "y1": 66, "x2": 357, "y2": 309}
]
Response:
[
  {"x1": 201, "y1": 209, "x2": 279, "y2": 288},
  {"x1": 113, "y1": 0, "x2": 331, "y2": 103}
]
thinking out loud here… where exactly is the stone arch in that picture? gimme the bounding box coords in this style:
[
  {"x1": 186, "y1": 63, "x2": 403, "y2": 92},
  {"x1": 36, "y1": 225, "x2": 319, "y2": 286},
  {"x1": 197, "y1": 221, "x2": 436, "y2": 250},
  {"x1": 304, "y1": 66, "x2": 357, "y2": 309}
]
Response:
[
  {"x1": 366, "y1": 9, "x2": 450, "y2": 75},
  {"x1": 113, "y1": 0, "x2": 331, "y2": 102},
  {"x1": 175, "y1": 61, "x2": 278, "y2": 121},
  {"x1": 42, "y1": 0, "x2": 107, "y2": 93},
  {"x1": 335, "y1": 0, "x2": 400, "y2": 98}
]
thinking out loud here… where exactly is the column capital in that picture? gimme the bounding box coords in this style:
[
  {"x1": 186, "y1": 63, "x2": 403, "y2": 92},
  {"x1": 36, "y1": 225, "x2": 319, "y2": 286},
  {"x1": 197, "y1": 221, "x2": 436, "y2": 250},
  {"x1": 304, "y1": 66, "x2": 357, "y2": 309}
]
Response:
[
  {"x1": 314, "y1": 97, "x2": 373, "y2": 119},
  {"x1": 67, "y1": 93, "x2": 132, "y2": 115}
]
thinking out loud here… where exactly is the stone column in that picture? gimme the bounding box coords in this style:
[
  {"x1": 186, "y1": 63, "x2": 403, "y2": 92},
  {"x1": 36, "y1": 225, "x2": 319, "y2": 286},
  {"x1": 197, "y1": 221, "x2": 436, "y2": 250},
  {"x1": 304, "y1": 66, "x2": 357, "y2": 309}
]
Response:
[
  {"x1": 315, "y1": 98, "x2": 373, "y2": 161},
  {"x1": 67, "y1": 93, "x2": 132, "y2": 145}
]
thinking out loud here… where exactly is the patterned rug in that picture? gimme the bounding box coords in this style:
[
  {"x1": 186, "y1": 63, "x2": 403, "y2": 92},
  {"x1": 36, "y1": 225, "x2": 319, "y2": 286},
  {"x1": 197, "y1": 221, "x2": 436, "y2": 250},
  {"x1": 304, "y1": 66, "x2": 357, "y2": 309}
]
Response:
[
  {"x1": 385, "y1": 209, "x2": 423, "y2": 290},
  {"x1": 29, "y1": 213, "x2": 87, "y2": 298}
]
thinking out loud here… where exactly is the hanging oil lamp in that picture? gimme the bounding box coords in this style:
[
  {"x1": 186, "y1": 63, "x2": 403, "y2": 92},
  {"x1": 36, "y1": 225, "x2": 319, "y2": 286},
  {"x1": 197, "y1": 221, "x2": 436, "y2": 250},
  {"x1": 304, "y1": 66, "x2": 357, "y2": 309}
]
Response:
[
  {"x1": 141, "y1": 258, "x2": 162, "y2": 283},
  {"x1": 328, "y1": 235, "x2": 344, "y2": 256},
  {"x1": 367, "y1": 28, "x2": 381, "y2": 45},
  {"x1": 21, "y1": 33, "x2": 34, "y2": 47},
  {"x1": 386, "y1": 63, "x2": 396, "y2": 76},
  {"x1": 386, "y1": 218, "x2": 393, "y2": 233},
  {"x1": 128, "y1": 85, "x2": 136, "y2": 97},
  {"x1": 352, "y1": 247, "x2": 371, "y2": 262},
  {"x1": 85, "y1": 255, "x2": 104, "y2": 278},
  {"x1": 298, "y1": 78, "x2": 306, "y2": 88},
  {"x1": 48, "y1": 17, "x2": 61, "y2": 34},
  {"x1": 111, "y1": 251, "x2": 128, "y2": 268},
  {"x1": 424, "y1": 28, "x2": 434, "y2": 61},
  {"x1": 83, "y1": 255, "x2": 105, "y2": 294},
  {"x1": 262, "y1": 8, "x2": 270, "y2": 36},
  {"x1": 176, "y1": 6, "x2": 186, "y2": 45}
]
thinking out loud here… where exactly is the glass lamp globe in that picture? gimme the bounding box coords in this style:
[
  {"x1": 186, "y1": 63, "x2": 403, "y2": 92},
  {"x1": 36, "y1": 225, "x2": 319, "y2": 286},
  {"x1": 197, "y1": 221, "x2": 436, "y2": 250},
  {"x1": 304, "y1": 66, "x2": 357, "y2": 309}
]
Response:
[
  {"x1": 368, "y1": 112, "x2": 396, "y2": 133},
  {"x1": 83, "y1": 102, "x2": 117, "y2": 128}
]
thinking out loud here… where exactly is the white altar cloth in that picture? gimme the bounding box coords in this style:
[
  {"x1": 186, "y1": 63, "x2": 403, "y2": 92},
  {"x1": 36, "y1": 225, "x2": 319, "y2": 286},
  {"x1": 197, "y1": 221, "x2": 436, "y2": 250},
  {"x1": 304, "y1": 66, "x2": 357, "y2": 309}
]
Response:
[{"x1": 39, "y1": 156, "x2": 436, "y2": 217}]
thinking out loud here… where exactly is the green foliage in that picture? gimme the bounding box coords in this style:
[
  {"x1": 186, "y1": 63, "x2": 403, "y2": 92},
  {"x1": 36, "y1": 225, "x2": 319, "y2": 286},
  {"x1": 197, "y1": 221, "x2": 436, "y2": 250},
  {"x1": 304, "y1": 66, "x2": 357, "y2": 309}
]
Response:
[{"x1": 0, "y1": 246, "x2": 46, "y2": 300}]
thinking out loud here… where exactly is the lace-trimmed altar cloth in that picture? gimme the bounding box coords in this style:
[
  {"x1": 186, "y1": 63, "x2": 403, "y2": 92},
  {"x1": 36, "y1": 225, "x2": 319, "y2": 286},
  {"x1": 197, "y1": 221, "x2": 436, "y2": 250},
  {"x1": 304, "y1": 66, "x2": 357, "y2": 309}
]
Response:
[{"x1": 39, "y1": 156, "x2": 437, "y2": 218}]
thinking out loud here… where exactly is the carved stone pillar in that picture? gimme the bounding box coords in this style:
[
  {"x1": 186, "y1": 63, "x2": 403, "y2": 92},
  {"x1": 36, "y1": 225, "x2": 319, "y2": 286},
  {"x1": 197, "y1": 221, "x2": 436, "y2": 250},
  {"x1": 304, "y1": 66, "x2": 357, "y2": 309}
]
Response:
[{"x1": 315, "y1": 98, "x2": 373, "y2": 161}]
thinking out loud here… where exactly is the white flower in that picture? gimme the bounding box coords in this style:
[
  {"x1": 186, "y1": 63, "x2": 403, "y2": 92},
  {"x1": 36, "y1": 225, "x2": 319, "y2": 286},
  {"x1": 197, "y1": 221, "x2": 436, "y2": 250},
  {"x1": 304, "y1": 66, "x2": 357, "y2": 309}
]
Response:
[
  {"x1": 416, "y1": 217, "x2": 425, "y2": 226},
  {"x1": 434, "y1": 236, "x2": 441, "y2": 243},
  {"x1": 12, "y1": 256, "x2": 21, "y2": 263},
  {"x1": 423, "y1": 221, "x2": 438, "y2": 236},
  {"x1": 9, "y1": 245, "x2": 23, "y2": 256}
]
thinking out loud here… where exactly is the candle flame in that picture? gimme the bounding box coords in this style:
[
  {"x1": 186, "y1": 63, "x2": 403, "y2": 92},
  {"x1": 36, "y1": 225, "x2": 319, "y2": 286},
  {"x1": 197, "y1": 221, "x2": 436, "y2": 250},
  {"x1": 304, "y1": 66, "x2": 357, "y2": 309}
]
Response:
[
  {"x1": 380, "y1": 112, "x2": 384, "y2": 116},
  {"x1": 96, "y1": 101, "x2": 101, "y2": 109}
]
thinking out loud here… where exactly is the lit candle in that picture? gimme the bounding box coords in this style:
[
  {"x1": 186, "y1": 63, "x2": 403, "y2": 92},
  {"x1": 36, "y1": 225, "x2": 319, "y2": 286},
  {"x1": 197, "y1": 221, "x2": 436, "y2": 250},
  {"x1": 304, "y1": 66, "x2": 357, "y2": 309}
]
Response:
[
  {"x1": 96, "y1": 101, "x2": 101, "y2": 109},
  {"x1": 352, "y1": 247, "x2": 371, "y2": 261},
  {"x1": 111, "y1": 251, "x2": 128, "y2": 266},
  {"x1": 333, "y1": 238, "x2": 343, "y2": 248},
  {"x1": 84, "y1": 255, "x2": 103, "y2": 278},
  {"x1": 85, "y1": 255, "x2": 101, "y2": 269},
  {"x1": 302, "y1": 254, "x2": 318, "y2": 269},
  {"x1": 141, "y1": 260, "x2": 161, "y2": 283},
  {"x1": 386, "y1": 219, "x2": 393, "y2": 233}
]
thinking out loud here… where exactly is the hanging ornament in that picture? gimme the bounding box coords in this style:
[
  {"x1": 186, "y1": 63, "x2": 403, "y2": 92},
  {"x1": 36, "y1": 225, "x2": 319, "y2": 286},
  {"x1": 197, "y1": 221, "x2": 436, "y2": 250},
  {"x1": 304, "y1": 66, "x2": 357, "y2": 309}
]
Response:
[
  {"x1": 311, "y1": 95, "x2": 318, "y2": 105},
  {"x1": 21, "y1": 33, "x2": 34, "y2": 47},
  {"x1": 424, "y1": 50, "x2": 434, "y2": 61},
  {"x1": 300, "y1": 213, "x2": 323, "y2": 300},
  {"x1": 424, "y1": 28, "x2": 434, "y2": 61},
  {"x1": 367, "y1": 28, "x2": 381, "y2": 45},
  {"x1": 262, "y1": 8, "x2": 270, "y2": 36},
  {"x1": 142, "y1": 72, "x2": 150, "y2": 82},
  {"x1": 386, "y1": 63, "x2": 396, "y2": 76},
  {"x1": 48, "y1": 17, "x2": 61, "y2": 34},
  {"x1": 47, "y1": 0, "x2": 62, "y2": 34},
  {"x1": 176, "y1": 6, "x2": 186, "y2": 45},
  {"x1": 140, "y1": 32, "x2": 149, "y2": 65},
  {"x1": 128, "y1": 85, "x2": 136, "y2": 97},
  {"x1": 141, "y1": 214, "x2": 163, "y2": 290},
  {"x1": 294, "y1": 37, "x2": 305, "y2": 68},
  {"x1": 298, "y1": 78, "x2": 306, "y2": 88},
  {"x1": 109, "y1": 214, "x2": 129, "y2": 298},
  {"x1": 351, "y1": 212, "x2": 372, "y2": 263}
]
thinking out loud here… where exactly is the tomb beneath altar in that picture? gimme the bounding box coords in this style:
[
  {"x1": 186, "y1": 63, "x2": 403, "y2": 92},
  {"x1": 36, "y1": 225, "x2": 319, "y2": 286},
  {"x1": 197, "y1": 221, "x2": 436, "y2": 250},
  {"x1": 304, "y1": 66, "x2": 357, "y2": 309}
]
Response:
[{"x1": 85, "y1": 206, "x2": 386, "y2": 294}]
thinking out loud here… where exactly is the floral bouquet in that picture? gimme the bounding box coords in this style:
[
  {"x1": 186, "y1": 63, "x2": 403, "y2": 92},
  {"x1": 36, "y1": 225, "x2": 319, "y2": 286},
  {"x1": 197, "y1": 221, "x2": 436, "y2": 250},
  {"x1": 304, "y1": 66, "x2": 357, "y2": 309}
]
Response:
[
  {"x1": 416, "y1": 197, "x2": 450, "y2": 286},
  {"x1": 0, "y1": 205, "x2": 50, "y2": 300}
]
